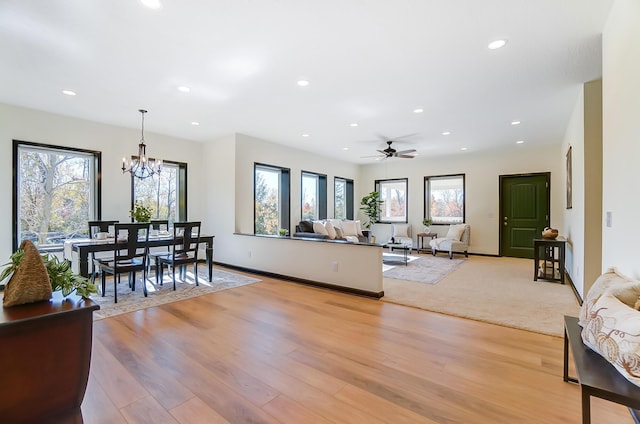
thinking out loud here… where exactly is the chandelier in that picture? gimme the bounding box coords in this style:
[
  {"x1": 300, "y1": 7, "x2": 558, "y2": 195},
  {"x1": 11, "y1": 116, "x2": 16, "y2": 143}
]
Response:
[{"x1": 122, "y1": 109, "x2": 162, "y2": 179}]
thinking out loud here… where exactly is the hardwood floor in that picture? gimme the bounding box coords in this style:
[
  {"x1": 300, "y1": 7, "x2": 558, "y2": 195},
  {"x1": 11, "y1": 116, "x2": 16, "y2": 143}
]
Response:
[{"x1": 82, "y1": 270, "x2": 632, "y2": 423}]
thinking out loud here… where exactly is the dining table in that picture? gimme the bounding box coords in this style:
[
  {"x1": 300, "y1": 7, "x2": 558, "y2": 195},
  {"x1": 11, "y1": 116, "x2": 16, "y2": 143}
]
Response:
[{"x1": 68, "y1": 234, "x2": 215, "y2": 281}]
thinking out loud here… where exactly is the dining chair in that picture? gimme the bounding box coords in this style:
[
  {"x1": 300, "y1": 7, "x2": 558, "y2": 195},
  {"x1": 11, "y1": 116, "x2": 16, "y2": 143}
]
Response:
[
  {"x1": 96, "y1": 222, "x2": 150, "y2": 303},
  {"x1": 151, "y1": 221, "x2": 201, "y2": 290},
  {"x1": 87, "y1": 220, "x2": 118, "y2": 285}
]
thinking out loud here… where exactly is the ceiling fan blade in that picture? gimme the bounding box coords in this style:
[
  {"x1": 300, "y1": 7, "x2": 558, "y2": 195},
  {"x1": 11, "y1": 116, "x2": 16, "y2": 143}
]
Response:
[
  {"x1": 392, "y1": 133, "x2": 419, "y2": 141},
  {"x1": 395, "y1": 149, "x2": 416, "y2": 155},
  {"x1": 360, "y1": 154, "x2": 384, "y2": 158},
  {"x1": 376, "y1": 149, "x2": 386, "y2": 154},
  {"x1": 397, "y1": 154, "x2": 416, "y2": 159}
]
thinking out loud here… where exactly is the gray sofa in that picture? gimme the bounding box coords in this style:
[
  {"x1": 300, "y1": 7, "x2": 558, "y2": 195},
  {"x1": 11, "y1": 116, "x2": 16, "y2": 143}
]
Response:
[{"x1": 293, "y1": 220, "x2": 368, "y2": 243}]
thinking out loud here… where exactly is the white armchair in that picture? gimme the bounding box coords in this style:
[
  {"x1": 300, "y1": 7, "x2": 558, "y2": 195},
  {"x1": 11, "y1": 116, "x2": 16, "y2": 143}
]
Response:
[
  {"x1": 389, "y1": 223, "x2": 413, "y2": 253},
  {"x1": 429, "y1": 224, "x2": 470, "y2": 259}
]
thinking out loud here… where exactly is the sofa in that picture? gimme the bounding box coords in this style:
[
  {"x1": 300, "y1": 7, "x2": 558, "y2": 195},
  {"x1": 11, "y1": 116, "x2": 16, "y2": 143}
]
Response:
[
  {"x1": 428, "y1": 223, "x2": 470, "y2": 259},
  {"x1": 293, "y1": 219, "x2": 368, "y2": 243}
]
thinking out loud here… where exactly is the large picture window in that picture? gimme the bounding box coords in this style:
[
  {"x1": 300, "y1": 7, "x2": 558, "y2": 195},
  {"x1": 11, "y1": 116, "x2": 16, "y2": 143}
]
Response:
[
  {"x1": 375, "y1": 178, "x2": 408, "y2": 223},
  {"x1": 13, "y1": 140, "x2": 101, "y2": 250},
  {"x1": 425, "y1": 174, "x2": 465, "y2": 224},
  {"x1": 132, "y1": 160, "x2": 187, "y2": 224},
  {"x1": 255, "y1": 163, "x2": 290, "y2": 235},
  {"x1": 334, "y1": 177, "x2": 354, "y2": 220},
  {"x1": 301, "y1": 171, "x2": 327, "y2": 221}
]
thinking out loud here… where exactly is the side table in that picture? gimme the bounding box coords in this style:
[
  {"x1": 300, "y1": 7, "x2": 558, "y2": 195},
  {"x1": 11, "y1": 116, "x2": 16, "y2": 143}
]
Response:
[
  {"x1": 417, "y1": 233, "x2": 437, "y2": 253},
  {"x1": 533, "y1": 237, "x2": 566, "y2": 284}
]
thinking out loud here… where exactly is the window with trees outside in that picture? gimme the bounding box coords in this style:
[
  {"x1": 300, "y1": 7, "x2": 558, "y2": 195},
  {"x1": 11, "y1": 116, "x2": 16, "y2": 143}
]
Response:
[
  {"x1": 255, "y1": 163, "x2": 290, "y2": 235},
  {"x1": 13, "y1": 140, "x2": 101, "y2": 251},
  {"x1": 301, "y1": 171, "x2": 327, "y2": 221},
  {"x1": 334, "y1": 177, "x2": 354, "y2": 220},
  {"x1": 424, "y1": 174, "x2": 465, "y2": 224},
  {"x1": 375, "y1": 178, "x2": 408, "y2": 223},
  {"x1": 132, "y1": 161, "x2": 187, "y2": 224}
]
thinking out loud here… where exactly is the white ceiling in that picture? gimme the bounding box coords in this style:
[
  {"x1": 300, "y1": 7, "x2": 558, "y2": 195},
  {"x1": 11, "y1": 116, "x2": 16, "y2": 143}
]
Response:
[{"x1": 0, "y1": 0, "x2": 613, "y2": 163}]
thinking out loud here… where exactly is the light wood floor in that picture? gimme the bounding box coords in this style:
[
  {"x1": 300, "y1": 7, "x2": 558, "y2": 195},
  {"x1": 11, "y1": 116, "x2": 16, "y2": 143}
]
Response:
[{"x1": 82, "y1": 269, "x2": 633, "y2": 423}]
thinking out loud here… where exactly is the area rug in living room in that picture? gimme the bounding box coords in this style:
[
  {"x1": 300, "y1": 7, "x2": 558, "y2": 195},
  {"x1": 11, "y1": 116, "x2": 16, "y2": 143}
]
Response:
[
  {"x1": 90, "y1": 267, "x2": 260, "y2": 320},
  {"x1": 383, "y1": 254, "x2": 465, "y2": 284}
]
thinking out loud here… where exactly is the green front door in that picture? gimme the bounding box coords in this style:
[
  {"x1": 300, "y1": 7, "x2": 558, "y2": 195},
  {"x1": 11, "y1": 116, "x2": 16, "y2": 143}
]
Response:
[{"x1": 500, "y1": 173, "x2": 550, "y2": 258}]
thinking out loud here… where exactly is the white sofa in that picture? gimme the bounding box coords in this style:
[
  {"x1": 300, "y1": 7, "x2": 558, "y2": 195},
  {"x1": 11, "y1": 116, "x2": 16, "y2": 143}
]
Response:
[{"x1": 428, "y1": 224, "x2": 470, "y2": 259}]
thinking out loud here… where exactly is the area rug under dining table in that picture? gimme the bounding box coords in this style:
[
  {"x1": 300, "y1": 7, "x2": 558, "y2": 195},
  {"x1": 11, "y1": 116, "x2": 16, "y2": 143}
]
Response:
[{"x1": 90, "y1": 267, "x2": 260, "y2": 320}]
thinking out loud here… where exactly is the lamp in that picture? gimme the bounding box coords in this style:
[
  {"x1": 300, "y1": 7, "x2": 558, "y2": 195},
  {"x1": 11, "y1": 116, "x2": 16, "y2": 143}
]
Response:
[{"x1": 122, "y1": 109, "x2": 162, "y2": 179}]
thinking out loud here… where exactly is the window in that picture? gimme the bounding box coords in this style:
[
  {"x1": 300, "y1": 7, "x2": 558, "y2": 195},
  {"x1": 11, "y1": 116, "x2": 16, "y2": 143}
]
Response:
[
  {"x1": 255, "y1": 163, "x2": 290, "y2": 235},
  {"x1": 375, "y1": 178, "x2": 408, "y2": 223},
  {"x1": 334, "y1": 177, "x2": 354, "y2": 219},
  {"x1": 425, "y1": 174, "x2": 465, "y2": 224},
  {"x1": 13, "y1": 140, "x2": 101, "y2": 250},
  {"x1": 301, "y1": 171, "x2": 327, "y2": 221},
  {"x1": 132, "y1": 160, "x2": 187, "y2": 224}
]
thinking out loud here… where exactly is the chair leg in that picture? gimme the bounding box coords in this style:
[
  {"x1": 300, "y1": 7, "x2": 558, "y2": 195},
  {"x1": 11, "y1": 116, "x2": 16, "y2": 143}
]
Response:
[
  {"x1": 449, "y1": 251, "x2": 453, "y2": 259},
  {"x1": 142, "y1": 268, "x2": 148, "y2": 297},
  {"x1": 114, "y1": 274, "x2": 118, "y2": 304},
  {"x1": 131, "y1": 272, "x2": 136, "y2": 291},
  {"x1": 194, "y1": 262, "x2": 198, "y2": 286},
  {"x1": 101, "y1": 270, "x2": 106, "y2": 297},
  {"x1": 172, "y1": 264, "x2": 177, "y2": 291}
]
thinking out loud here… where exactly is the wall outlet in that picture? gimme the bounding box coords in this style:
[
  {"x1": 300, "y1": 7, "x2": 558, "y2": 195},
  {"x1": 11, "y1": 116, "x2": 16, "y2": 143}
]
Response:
[
  {"x1": 331, "y1": 261, "x2": 338, "y2": 272},
  {"x1": 606, "y1": 211, "x2": 613, "y2": 228},
  {"x1": 248, "y1": 250, "x2": 252, "y2": 258}
]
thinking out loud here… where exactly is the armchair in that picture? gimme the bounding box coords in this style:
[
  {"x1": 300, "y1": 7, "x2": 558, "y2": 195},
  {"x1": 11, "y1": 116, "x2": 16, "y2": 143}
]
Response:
[
  {"x1": 429, "y1": 224, "x2": 470, "y2": 259},
  {"x1": 389, "y1": 223, "x2": 413, "y2": 253}
]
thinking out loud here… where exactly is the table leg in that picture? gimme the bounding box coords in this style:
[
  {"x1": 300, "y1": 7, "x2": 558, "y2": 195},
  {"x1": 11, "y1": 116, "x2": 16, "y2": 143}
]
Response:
[
  {"x1": 78, "y1": 247, "x2": 89, "y2": 278},
  {"x1": 582, "y1": 388, "x2": 591, "y2": 424},
  {"x1": 206, "y1": 245, "x2": 213, "y2": 282}
]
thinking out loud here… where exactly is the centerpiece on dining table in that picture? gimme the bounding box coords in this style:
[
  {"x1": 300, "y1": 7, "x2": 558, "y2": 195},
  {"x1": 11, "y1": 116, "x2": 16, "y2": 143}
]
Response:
[{"x1": 130, "y1": 201, "x2": 152, "y2": 223}]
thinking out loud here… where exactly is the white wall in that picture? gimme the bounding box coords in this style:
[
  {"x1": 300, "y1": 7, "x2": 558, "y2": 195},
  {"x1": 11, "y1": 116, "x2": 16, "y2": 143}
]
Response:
[
  {"x1": 0, "y1": 103, "x2": 205, "y2": 261},
  {"x1": 602, "y1": 0, "x2": 640, "y2": 278},
  {"x1": 357, "y1": 144, "x2": 565, "y2": 255}
]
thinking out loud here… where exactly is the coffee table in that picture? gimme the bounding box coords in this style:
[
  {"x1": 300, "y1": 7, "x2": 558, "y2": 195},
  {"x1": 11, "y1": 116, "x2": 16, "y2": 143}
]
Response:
[{"x1": 383, "y1": 242, "x2": 410, "y2": 266}]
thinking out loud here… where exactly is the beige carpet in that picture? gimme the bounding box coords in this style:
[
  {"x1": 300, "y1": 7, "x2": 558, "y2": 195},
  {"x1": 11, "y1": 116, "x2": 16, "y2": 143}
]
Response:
[
  {"x1": 382, "y1": 255, "x2": 580, "y2": 337},
  {"x1": 90, "y1": 267, "x2": 260, "y2": 320}
]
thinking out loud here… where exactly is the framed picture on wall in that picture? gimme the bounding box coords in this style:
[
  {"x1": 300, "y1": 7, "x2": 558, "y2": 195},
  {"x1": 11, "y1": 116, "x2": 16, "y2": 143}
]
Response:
[{"x1": 566, "y1": 145, "x2": 572, "y2": 209}]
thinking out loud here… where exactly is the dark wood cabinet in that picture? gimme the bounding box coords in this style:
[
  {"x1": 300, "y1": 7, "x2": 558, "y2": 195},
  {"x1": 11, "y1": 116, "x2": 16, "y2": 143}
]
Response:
[
  {"x1": 533, "y1": 237, "x2": 566, "y2": 284},
  {"x1": 0, "y1": 293, "x2": 99, "y2": 424}
]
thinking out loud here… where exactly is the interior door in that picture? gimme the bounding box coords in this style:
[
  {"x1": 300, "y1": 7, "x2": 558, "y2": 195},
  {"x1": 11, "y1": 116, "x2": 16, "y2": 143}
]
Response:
[{"x1": 500, "y1": 173, "x2": 550, "y2": 258}]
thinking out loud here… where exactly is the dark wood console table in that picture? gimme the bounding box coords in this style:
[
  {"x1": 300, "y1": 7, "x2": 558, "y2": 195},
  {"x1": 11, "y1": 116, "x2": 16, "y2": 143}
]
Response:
[
  {"x1": 534, "y1": 237, "x2": 566, "y2": 284},
  {"x1": 0, "y1": 293, "x2": 99, "y2": 423},
  {"x1": 563, "y1": 315, "x2": 640, "y2": 424}
]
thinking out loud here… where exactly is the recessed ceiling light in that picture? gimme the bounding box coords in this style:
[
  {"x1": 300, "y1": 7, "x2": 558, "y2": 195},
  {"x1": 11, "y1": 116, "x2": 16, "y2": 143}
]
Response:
[
  {"x1": 191, "y1": 122, "x2": 200, "y2": 126},
  {"x1": 62, "y1": 90, "x2": 76, "y2": 96},
  {"x1": 140, "y1": 0, "x2": 163, "y2": 10},
  {"x1": 177, "y1": 86, "x2": 190, "y2": 92},
  {"x1": 297, "y1": 80, "x2": 309, "y2": 87},
  {"x1": 442, "y1": 131, "x2": 451, "y2": 136},
  {"x1": 460, "y1": 147, "x2": 468, "y2": 151},
  {"x1": 302, "y1": 134, "x2": 309, "y2": 137},
  {"x1": 413, "y1": 108, "x2": 424, "y2": 114},
  {"x1": 516, "y1": 140, "x2": 524, "y2": 144},
  {"x1": 488, "y1": 39, "x2": 507, "y2": 50},
  {"x1": 350, "y1": 123, "x2": 358, "y2": 127},
  {"x1": 511, "y1": 120, "x2": 521, "y2": 125},
  {"x1": 343, "y1": 147, "x2": 349, "y2": 151}
]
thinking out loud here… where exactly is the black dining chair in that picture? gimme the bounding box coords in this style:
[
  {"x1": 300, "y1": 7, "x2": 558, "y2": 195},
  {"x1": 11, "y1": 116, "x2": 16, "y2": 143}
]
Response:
[
  {"x1": 95, "y1": 222, "x2": 150, "y2": 303},
  {"x1": 87, "y1": 220, "x2": 118, "y2": 285},
  {"x1": 151, "y1": 221, "x2": 201, "y2": 290}
]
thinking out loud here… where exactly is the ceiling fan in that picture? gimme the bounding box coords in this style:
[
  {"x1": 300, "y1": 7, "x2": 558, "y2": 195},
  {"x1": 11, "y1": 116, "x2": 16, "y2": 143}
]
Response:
[{"x1": 362, "y1": 140, "x2": 417, "y2": 160}]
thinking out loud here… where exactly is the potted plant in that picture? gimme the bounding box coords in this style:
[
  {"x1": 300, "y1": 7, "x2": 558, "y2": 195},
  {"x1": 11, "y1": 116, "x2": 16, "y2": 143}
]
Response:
[
  {"x1": 360, "y1": 191, "x2": 383, "y2": 230},
  {"x1": 278, "y1": 228, "x2": 289, "y2": 237},
  {"x1": 1, "y1": 247, "x2": 98, "y2": 299},
  {"x1": 423, "y1": 218, "x2": 432, "y2": 234},
  {"x1": 130, "y1": 201, "x2": 152, "y2": 222}
]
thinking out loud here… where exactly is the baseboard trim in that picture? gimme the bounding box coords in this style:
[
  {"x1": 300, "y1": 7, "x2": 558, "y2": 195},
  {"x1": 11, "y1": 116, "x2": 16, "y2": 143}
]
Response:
[
  {"x1": 213, "y1": 261, "x2": 384, "y2": 299},
  {"x1": 564, "y1": 270, "x2": 583, "y2": 306}
]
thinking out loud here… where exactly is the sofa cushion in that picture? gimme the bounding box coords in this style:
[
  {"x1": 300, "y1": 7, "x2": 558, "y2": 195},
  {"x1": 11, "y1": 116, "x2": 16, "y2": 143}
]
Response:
[
  {"x1": 342, "y1": 220, "x2": 358, "y2": 236},
  {"x1": 446, "y1": 224, "x2": 466, "y2": 241},
  {"x1": 298, "y1": 220, "x2": 314, "y2": 233},
  {"x1": 327, "y1": 219, "x2": 343, "y2": 230},
  {"x1": 334, "y1": 227, "x2": 344, "y2": 239},
  {"x1": 324, "y1": 221, "x2": 337, "y2": 239},
  {"x1": 313, "y1": 220, "x2": 328, "y2": 235}
]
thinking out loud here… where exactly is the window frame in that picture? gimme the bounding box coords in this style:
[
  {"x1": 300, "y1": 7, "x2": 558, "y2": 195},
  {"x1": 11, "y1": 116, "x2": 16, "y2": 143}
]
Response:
[
  {"x1": 130, "y1": 160, "x2": 187, "y2": 223},
  {"x1": 334, "y1": 176, "x2": 354, "y2": 220},
  {"x1": 254, "y1": 162, "x2": 291, "y2": 235},
  {"x1": 424, "y1": 173, "x2": 466, "y2": 224},
  {"x1": 12, "y1": 139, "x2": 102, "y2": 251},
  {"x1": 375, "y1": 177, "x2": 408, "y2": 224},
  {"x1": 301, "y1": 170, "x2": 327, "y2": 221}
]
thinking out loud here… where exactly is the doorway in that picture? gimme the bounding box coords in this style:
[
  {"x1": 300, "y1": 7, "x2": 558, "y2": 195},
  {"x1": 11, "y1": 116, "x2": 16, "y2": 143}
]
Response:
[{"x1": 499, "y1": 173, "x2": 550, "y2": 259}]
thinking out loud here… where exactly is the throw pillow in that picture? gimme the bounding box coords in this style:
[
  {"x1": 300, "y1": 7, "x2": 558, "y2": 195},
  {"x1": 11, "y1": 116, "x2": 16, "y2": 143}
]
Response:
[
  {"x1": 445, "y1": 224, "x2": 465, "y2": 241},
  {"x1": 354, "y1": 220, "x2": 364, "y2": 236},
  {"x1": 334, "y1": 227, "x2": 344, "y2": 239},
  {"x1": 393, "y1": 224, "x2": 410, "y2": 238},
  {"x1": 341, "y1": 220, "x2": 358, "y2": 236},
  {"x1": 327, "y1": 219, "x2": 343, "y2": 231},
  {"x1": 312, "y1": 220, "x2": 328, "y2": 235},
  {"x1": 581, "y1": 292, "x2": 640, "y2": 387},
  {"x1": 324, "y1": 221, "x2": 337, "y2": 239},
  {"x1": 298, "y1": 220, "x2": 314, "y2": 233},
  {"x1": 579, "y1": 268, "x2": 633, "y2": 326}
]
